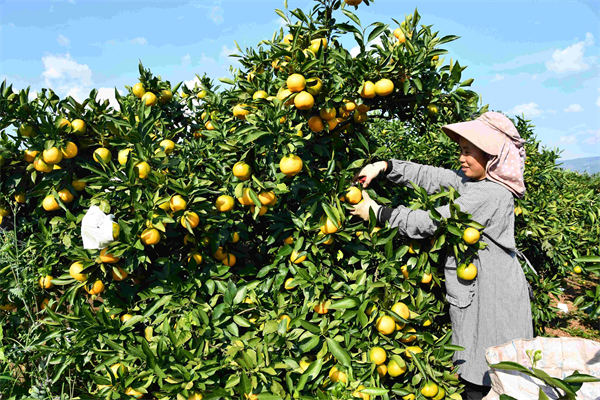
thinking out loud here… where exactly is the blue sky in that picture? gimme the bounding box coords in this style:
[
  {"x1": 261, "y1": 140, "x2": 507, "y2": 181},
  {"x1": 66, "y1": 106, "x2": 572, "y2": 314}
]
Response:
[{"x1": 0, "y1": 0, "x2": 598, "y2": 160}]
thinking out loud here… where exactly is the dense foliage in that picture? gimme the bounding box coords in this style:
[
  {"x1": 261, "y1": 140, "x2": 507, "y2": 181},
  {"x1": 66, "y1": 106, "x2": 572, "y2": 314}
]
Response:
[{"x1": 0, "y1": 1, "x2": 598, "y2": 399}]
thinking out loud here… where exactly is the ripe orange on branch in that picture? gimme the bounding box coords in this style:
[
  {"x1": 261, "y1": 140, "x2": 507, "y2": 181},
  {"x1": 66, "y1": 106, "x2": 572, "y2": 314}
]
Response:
[{"x1": 279, "y1": 154, "x2": 303, "y2": 176}]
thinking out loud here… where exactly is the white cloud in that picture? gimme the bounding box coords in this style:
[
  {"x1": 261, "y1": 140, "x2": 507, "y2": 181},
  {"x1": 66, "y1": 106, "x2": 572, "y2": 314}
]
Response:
[
  {"x1": 596, "y1": 97, "x2": 600, "y2": 107},
  {"x1": 182, "y1": 53, "x2": 191, "y2": 67},
  {"x1": 41, "y1": 52, "x2": 93, "y2": 102},
  {"x1": 508, "y1": 102, "x2": 543, "y2": 118},
  {"x1": 546, "y1": 109, "x2": 557, "y2": 114},
  {"x1": 490, "y1": 74, "x2": 504, "y2": 82},
  {"x1": 130, "y1": 37, "x2": 147, "y2": 45},
  {"x1": 559, "y1": 135, "x2": 577, "y2": 144},
  {"x1": 28, "y1": 91, "x2": 38, "y2": 101},
  {"x1": 274, "y1": 17, "x2": 287, "y2": 28},
  {"x1": 532, "y1": 74, "x2": 537, "y2": 80},
  {"x1": 192, "y1": 2, "x2": 224, "y2": 25},
  {"x1": 57, "y1": 34, "x2": 70, "y2": 47},
  {"x1": 97, "y1": 87, "x2": 123, "y2": 111},
  {"x1": 220, "y1": 44, "x2": 240, "y2": 64},
  {"x1": 564, "y1": 104, "x2": 583, "y2": 113},
  {"x1": 546, "y1": 32, "x2": 594, "y2": 73},
  {"x1": 582, "y1": 130, "x2": 600, "y2": 146},
  {"x1": 184, "y1": 76, "x2": 201, "y2": 91}
]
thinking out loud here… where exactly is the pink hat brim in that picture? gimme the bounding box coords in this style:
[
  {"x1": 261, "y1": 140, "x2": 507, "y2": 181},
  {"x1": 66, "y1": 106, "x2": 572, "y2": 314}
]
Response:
[{"x1": 441, "y1": 120, "x2": 504, "y2": 156}]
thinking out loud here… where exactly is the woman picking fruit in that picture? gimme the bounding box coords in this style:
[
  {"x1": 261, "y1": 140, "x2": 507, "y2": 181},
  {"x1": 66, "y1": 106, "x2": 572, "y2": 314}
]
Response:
[{"x1": 350, "y1": 111, "x2": 533, "y2": 399}]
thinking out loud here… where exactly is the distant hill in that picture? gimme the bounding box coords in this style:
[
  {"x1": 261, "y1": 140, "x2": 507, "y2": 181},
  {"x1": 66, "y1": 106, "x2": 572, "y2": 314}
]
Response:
[{"x1": 557, "y1": 156, "x2": 600, "y2": 175}]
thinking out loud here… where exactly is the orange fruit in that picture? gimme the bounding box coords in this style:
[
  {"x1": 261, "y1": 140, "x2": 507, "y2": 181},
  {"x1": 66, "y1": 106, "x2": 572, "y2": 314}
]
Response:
[
  {"x1": 170, "y1": 195, "x2": 187, "y2": 212},
  {"x1": 253, "y1": 90, "x2": 268, "y2": 99},
  {"x1": 188, "y1": 252, "x2": 203, "y2": 265},
  {"x1": 369, "y1": 347, "x2": 387, "y2": 365},
  {"x1": 400, "y1": 326, "x2": 417, "y2": 343},
  {"x1": 69, "y1": 262, "x2": 88, "y2": 281},
  {"x1": 405, "y1": 346, "x2": 422, "y2": 358},
  {"x1": 394, "y1": 28, "x2": 406, "y2": 42},
  {"x1": 132, "y1": 83, "x2": 145, "y2": 98},
  {"x1": 376, "y1": 316, "x2": 396, "y2": 335},
  {"x1": 233, "y1": 162, "x2": 252, "y2": 181},
  {"x1": 388, "y1": 359, "x2": 407, "y2": 377},
  {"x1": 33, "y1": 159, "x2": 53, "y2": 173},
  {"x1": 353, "y1": 385, "x2": 370, "y2": 400},
  {"x1": 134, "y1": 161, "x2": 151, "y2": 179},
  {"x1": 42, "y1": 195, "x2": 60, "y2": 211},
  {"x1": 457, "y1": 263, "x2": 478, "y2": 281},
  {"x1": 313, "y1": 301, "x2": 330, "y2": 314},
  {"x1": 294, "y1": 91, "x2": 314, "y2": 110},
  {"x1": 306, "y1": 77, "x2": 322, "y2": 95},
  {"x1": 181, "y1": 211, "x2": 200, "y2": 229},
  {"x1": 100, "y1": 248, "x2": 120, "y2": 264},
  {"x1": 374, "y1": 79, "x2": 394, "y2": 96},
  {"x1": 19, "y1": 123, "x2": 35, "y2": 137},
  {"x1": 463, "y1": 227, "x2": 480, "y2": 244},
  {"x1": 158, "y1": 139, "x2": 175, "y2": 154},
  {"x1": 141, "y1": 228, "x2": 161, "y2": 245},
  {"x1": 344, "y1": 187, "x2": 362, "y2": 204},
  {"x1": 93, "y1": 148, "x2": 111, "y2": 163},
  {"x1": 319, "y1": 217, "x2": 339, "y2": 234},
  {"x1": 377, "y1": 364, "x2": 387, "y2": 378},
  {"x1": 319, "y1": 107, "x2": 336, "y2": 121},
  {"x1": 24, "y1": 149, "x2": 38, "y2": 162},
  {"x1": 420, "y1": 382, "x2": 439, "y2": 398},
  {"x1": 222, "y1": 253, "x2": 236, "y2": 266},
  {"x1": 233, "y1": 104, "x2": 250, "y2": 119},
  {"x1": 216, "y1": 195, "x2": 235, "y2": 212},
  {"x1": 250, "y1": 205, "x2": 267, "y2": 216},
  {"x1": 284, "y1": 236, "x2": 294, "y2": 245},
  {"x1": 141, "y1": 92, "x2": 158, "y2": 106},
  {"x1": 85, "y1": 280, "x2": 105, "y2": 295},
  {"x1": 421, "y1": 273, "x2": 432, "y2": 284},
  {"x1": 237, "y1": 188, "x2": 254, "y2": 206},
  {"x1": 39, "y1": 276, "x2": 54, "y2": 289},
  {"x1": 61, "y1": 142, "x2": 78, "y2": 158},
  {"x1": 328, "y1": 366, "x2": 348, "y2": 383},
  {"x1": 71, "y1": 119, "x2": 86, "y2": 135},
  {"x1": 290, "y1": 250, "x2": 306, "y2": 264},
  {"x1": 308, "y1": 116, "x2": 324, "y2": 132},
  {"x1": 284, "y1": 278, "x2": 295, "y2": 290},
  {"x1": 214, "y1": 247, "x2": 227, "y2": 261},
  {"x1": 72, "y1": 179, "x2": 86, "y2": 191},
  {"x1": 58, "y1": 118, "x2": 71, "y2": 129},
  {"x1": 345, "y1": 0, "x2": 362, "y2": 5},
  {"x1": 258, "y1": 191, "x2": 277, "y2": 206},
  {"x1": 391, "y1": 302, "x2": 410, "y2": 321},
  {"x1": 279, "y1": 154, "x2": 303, "y2": 176},
  {"x1": 360, "y1": 81, "x2": 376, "y2": 98},
  {"x1": 111, "y1": 266, "x2": 128, "y2": 281},
  {"x1": 159, "y1": 89, "x2": 173, "y2": 105},
  {"x1": 58, "y1": 188, "x2": 74, "y2": 203},
  {"x1": 357, "y1": 104, "x2": 370, "y2": 113},
  {"x1": 309, "y1": 38, "x2": 327, "y2": 53},
  {"x1": 205, "y1": 121, "x2": 215, "y2": 130},
  {"x1": 287, "y1": 74, "x2": 306, "y2": 92},
  {"x1": 278, "y1": 314, "x2": 292, "y2": 331}
]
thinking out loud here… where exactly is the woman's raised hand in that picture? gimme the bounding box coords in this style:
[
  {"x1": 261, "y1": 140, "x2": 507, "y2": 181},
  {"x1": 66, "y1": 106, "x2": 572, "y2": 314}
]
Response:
[{"x1": 353, "y1": 161, "x2": 388, "y2": 188}]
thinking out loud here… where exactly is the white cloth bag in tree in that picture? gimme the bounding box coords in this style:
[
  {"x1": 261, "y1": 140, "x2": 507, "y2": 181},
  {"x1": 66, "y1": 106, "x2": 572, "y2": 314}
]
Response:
[{"x1": 81, "y1": 205, "x2": 115, "y2": 250}]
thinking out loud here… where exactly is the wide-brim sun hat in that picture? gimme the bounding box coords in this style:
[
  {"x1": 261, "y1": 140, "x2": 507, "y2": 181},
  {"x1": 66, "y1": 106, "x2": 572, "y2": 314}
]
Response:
[
  {"x1": 441, "y1": 114, "x2": 508, "y2": 156},
  {"x1": 441, "y1": 111, "x2": 528, "y2": 198}
]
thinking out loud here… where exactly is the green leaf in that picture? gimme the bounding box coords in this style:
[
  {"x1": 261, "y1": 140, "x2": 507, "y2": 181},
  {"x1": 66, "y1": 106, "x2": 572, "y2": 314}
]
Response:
[
  {"x1": 244, "y1": 130, "x2": 270, "y2": 144},
  {"x1": 367, "y1": 23, "x2": 389, "y2": 44},
  {"x1": 325, "y1": 337, "x2": 351, "y2": 367},
  {"x1": 342, "y1": 9, "x2": 361, "y2": 26},
  {"x1": 328, "y1": 297, "x2": 360, "y2": 310}
]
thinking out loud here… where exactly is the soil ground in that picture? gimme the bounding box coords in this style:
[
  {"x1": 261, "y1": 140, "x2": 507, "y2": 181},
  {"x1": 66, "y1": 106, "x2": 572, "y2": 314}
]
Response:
[{"x1": 545, "y1": 272, "x2": 600, "y2": 341}]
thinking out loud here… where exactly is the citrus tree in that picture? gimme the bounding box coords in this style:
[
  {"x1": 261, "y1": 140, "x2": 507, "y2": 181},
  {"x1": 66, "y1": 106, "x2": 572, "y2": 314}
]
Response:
[{"x1": 1, "y1": 0, "x2": 597, "y2": 399}]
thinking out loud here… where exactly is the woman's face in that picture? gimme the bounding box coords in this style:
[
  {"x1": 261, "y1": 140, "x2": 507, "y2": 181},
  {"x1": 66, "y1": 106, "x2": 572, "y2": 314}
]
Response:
[{"x1": 458, "y1": 137, "x2": 488, "y2": 180}]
